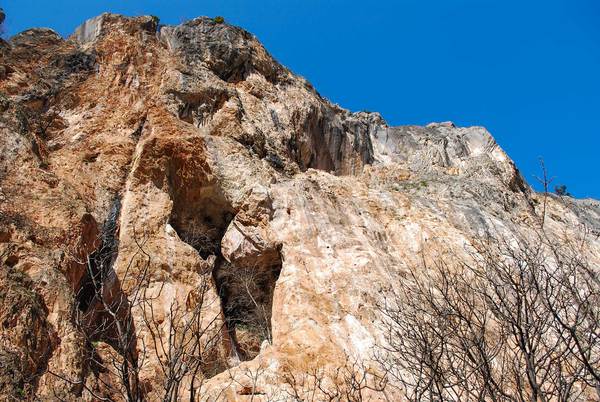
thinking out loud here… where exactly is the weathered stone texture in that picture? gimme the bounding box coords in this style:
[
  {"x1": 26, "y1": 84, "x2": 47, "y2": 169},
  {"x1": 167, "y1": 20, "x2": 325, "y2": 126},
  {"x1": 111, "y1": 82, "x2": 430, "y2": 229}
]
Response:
[{"x1": 0, "y1": 13, "x2": 598, "y2": 401}]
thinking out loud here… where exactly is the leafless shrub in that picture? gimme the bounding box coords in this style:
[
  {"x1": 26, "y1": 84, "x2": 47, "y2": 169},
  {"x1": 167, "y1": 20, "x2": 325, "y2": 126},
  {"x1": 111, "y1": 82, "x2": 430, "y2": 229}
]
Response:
[
  {"x1": 278, "y1": 356, "x2": 387, "y2": 402},
  {"x1": 50, "y1": 228, "x2": 228, "y2": 401},
  {"x1": 216, "y1": 261, "x2": 277, "y2": 360},
  {"x1": 139, "y1": 273, "x2": 223, "y2": 401},
  {"x1": 377, "y1": 227, "x2": 599, "y2": 401},
  {"x1": 179, "y1": 224, "x2": 221, "y2": 258}
]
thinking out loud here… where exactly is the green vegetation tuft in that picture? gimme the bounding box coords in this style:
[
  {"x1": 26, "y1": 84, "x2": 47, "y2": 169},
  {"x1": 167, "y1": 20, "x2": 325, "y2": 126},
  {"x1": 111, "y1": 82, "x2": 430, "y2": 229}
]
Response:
[{"x1": 554, "y1": 184, "x2": 571, "y2": 197}]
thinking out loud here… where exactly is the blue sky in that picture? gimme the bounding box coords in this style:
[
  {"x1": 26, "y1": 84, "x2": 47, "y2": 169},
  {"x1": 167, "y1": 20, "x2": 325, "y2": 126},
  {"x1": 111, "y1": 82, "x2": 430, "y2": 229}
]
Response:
[{"x1": 3, "y1": 0, "x2": 599, "y2": 198}]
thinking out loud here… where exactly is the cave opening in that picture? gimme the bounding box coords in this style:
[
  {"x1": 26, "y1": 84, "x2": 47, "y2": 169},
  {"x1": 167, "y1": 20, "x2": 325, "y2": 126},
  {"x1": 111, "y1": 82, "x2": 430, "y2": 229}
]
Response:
[
  {"x1": 168, "y1": 184, "x2": 282, "y2": 366},
  {"x1": 213, "y1": 254, "x2": 282, "y2": 361},
  {"x1": 169, "y1": 184, "x2": 234, "y2": 260}
]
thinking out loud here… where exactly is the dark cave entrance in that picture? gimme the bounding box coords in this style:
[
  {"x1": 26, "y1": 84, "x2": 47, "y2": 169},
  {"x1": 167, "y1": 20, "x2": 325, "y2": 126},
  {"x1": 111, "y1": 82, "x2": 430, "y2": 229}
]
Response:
[
  {"x1": 212, "y1": 251, "x2": 282, "y2": 361},
  {"x1": 169, "y1": 184, "x2": 235, "y2": 260},
  {"x1": 168, "y1": 184, "x2": 282, "y2": 367}
]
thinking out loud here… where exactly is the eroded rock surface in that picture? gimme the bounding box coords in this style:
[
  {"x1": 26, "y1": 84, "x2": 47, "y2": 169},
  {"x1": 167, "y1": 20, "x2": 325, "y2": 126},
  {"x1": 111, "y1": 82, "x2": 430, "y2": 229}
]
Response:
[{"x1": 1, "y1": 13, "x2": 598, "y2": 401}]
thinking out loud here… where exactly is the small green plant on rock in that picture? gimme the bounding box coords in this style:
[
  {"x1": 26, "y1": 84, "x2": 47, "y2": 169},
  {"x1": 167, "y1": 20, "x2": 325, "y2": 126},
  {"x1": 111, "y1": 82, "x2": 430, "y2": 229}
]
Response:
[
  {"x1": 213, "y1": 16, "x2": 225, "y2": 24},
  {"x1": 0, "y1": 8, "x2": 5, "y2": 37},
  {"x1": 554, "y1": 184, "x2": 571, "y2": 197}
]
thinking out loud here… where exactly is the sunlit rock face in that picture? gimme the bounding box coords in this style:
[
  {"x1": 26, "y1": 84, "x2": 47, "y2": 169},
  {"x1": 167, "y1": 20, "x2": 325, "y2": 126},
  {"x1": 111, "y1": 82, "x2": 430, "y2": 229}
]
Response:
[{"x1": 1, "y1": 13, "x2": 599, "y2": 401}]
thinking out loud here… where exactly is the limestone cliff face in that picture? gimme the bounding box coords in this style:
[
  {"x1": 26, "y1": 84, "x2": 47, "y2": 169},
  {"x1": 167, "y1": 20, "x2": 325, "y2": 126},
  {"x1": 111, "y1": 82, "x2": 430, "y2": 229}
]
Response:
[{"x1": 0, "y1": 13, "x2": 599, "y2": 401}]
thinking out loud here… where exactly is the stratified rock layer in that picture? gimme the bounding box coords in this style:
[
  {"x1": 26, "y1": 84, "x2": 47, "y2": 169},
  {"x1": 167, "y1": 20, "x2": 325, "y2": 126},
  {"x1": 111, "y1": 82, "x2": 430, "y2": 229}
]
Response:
[{"x1": 0, "y1": 13, "x2": 599, "y2": 401}]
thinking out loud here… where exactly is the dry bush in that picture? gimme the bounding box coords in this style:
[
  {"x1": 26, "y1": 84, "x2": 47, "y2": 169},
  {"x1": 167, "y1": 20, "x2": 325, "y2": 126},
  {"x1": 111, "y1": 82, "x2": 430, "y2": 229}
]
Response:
[
  {"x1": 377, "y1": 227, "x2": 599, "y2": 401},
  {"x1": 50, "y1": 228, "x2": 228, "y2": 401},
  {"x1": 276, "y1": 356, "x2": 387, "y2": 402},
  {"x1": 216, "y1": 261, "x2": 277, "y2": 360}
]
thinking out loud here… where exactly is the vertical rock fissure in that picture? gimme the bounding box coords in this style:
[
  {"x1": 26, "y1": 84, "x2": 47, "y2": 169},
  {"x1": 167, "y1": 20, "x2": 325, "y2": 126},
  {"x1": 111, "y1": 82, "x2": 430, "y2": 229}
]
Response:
[
  {"x1": 76, "y1": 196, "x2": 121, "y2": 313},
  {"x1": 75, "y1": 195, "x2": 137, "y2": 368}
]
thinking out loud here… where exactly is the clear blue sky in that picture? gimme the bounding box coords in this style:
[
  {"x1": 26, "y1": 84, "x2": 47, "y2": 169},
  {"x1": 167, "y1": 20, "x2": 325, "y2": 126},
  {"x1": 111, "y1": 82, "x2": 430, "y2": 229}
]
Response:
[{"x1": 3, "y1": 0, "x2": 599, "y2": 199}]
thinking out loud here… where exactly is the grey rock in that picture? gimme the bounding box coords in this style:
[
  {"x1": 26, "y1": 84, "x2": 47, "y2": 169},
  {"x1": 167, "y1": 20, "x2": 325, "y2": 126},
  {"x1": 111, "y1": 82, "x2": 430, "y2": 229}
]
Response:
[
  {"x1": 160, "y1": 17, "x2": 285, "y2": 83},
  {"x1": 71, "y1": 13, "x2": 105, "y2": 44}
]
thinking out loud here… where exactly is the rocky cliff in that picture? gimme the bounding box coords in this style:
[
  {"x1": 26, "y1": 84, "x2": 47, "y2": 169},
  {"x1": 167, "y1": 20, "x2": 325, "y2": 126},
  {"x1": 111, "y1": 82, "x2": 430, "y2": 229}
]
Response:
[{"x1": 0, "y1": 13, "x2": 599, "y2": 401}]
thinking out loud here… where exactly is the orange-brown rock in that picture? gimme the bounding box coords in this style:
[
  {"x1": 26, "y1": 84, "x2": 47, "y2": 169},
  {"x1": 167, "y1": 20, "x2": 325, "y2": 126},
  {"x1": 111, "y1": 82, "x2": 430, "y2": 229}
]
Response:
[{"x1": 1, "y1": 13, "x2": 599, "y2": 401}]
